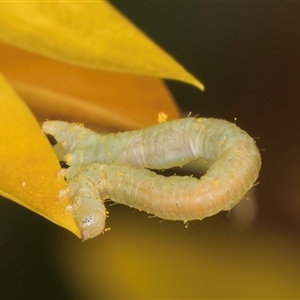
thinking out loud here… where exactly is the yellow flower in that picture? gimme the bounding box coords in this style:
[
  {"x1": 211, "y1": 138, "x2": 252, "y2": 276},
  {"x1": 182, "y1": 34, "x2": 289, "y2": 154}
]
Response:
[{"x1": 0, "y1": 1, "x2": 203, "y2": 237}]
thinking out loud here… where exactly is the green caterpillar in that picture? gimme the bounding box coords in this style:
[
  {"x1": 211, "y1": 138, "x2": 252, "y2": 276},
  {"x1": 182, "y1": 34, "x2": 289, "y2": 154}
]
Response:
[{"x1": 43, "y1": 118, "x2": 261, "y2": 240}]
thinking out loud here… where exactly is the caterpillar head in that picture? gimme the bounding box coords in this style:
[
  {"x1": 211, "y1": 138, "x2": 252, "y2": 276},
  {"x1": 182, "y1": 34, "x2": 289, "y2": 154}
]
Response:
[{"x1": 74, "y1": 201, "x2": 107, "y2": 241}]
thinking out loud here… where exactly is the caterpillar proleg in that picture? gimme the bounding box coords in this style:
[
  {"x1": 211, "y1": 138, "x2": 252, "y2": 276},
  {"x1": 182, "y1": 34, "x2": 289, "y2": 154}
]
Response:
[{"x1": 43, "y1": 118, "x2": 261, "y2": 240}]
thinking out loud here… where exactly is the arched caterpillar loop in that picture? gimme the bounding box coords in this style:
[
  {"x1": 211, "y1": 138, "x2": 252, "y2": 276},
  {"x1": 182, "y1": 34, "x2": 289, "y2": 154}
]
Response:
[
  {"x1": 43, "y1": 118, "x2": 260, "y2": 169},
  {"x1": 43, "y1": 118, "x2": 261, "y2": 240}
]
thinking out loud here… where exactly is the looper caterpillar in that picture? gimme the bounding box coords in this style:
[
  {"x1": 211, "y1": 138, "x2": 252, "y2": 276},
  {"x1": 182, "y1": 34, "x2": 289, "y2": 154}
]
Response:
[{"x1": 43, "y1": 118, "x2": 261, "y2": 240}]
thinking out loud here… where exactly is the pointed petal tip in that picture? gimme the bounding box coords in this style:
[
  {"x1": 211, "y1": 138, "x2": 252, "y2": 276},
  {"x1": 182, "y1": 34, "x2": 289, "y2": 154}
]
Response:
[{"x1": 196, "y1": 80, "x2": 205, "y2": 91}]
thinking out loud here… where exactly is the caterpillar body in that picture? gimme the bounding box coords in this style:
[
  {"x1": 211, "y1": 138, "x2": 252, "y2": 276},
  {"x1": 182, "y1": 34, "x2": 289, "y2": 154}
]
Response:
[
  {"x1": 42, "y1": 118, "x2": 261, "y2": 240},
  {"x1": 43, "y1": 118, "x2": 260, "y2": 169}
]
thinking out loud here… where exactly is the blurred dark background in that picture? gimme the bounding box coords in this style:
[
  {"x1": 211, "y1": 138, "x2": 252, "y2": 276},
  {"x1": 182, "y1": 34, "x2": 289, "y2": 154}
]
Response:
[{"x1": 1, "y1": 2, "x2": 300, "y2": 299}]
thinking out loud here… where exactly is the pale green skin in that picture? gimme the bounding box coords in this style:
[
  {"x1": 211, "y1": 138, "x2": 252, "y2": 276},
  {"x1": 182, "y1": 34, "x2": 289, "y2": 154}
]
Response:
[{"x1": 43, "y1": 118, "x2": 261, "y2": 240}]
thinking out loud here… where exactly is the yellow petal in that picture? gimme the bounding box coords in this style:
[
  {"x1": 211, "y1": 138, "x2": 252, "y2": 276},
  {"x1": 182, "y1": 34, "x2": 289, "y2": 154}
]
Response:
[
  {"x1": 0, "y1": 1, "x2": 204, "y2": 90},
  {"x1": 0, "y1": 73, "x2": 80, "y2": 237},
  {"x1": 0, "y1": 42, "x2": 180, "y2": 131}
]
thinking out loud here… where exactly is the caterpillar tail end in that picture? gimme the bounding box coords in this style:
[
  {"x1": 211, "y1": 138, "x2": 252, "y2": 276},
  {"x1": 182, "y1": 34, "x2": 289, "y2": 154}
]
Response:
[{"x1": 42, "y1": 120, "x2": 68, "y2": 136}]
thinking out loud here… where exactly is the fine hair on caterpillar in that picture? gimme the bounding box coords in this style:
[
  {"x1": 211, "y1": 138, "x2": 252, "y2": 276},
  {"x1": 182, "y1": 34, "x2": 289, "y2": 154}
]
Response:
[{"x1": 43, "y1": 117, "x2": 261, "y2": 240}]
